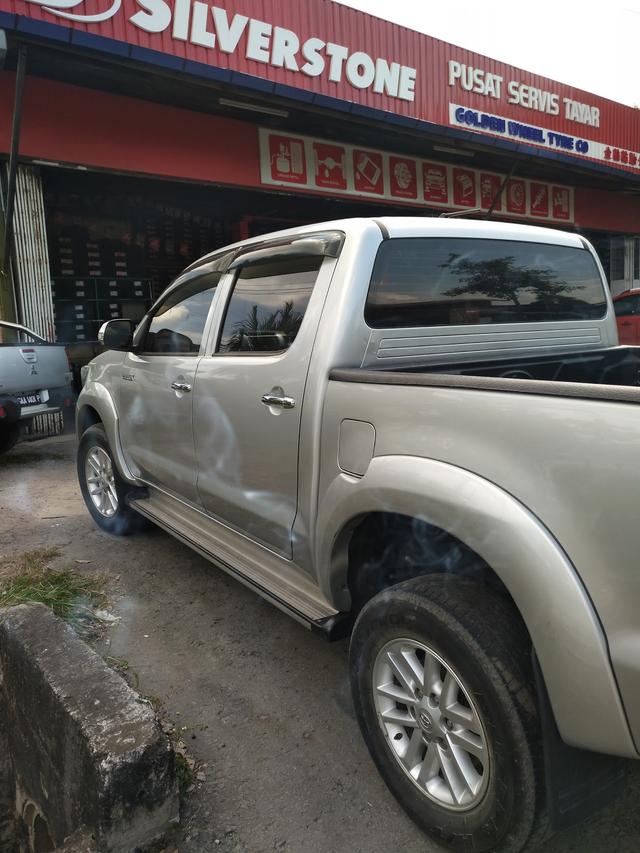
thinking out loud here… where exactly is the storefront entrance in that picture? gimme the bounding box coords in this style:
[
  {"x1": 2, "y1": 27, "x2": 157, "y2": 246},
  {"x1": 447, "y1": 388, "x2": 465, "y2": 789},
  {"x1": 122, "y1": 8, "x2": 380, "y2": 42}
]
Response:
[{"x1": 40, "y1": 166, "x2": 422, "y2": 369}]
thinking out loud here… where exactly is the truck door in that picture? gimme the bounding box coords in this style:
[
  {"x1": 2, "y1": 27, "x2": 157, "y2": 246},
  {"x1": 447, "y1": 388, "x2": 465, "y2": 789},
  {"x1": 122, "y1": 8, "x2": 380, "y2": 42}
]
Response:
[
  {"x1": 193, "y1": 243, "x2": 337, "y2": 557},
  {"x1": 116, "y1": 268, "x2": 222, "y2": 503}
]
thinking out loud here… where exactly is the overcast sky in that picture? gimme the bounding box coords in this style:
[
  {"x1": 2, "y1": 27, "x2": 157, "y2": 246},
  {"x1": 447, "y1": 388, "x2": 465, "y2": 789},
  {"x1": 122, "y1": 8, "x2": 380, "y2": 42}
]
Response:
[{"x1": 337, "y1": 0, "x2": 640, "y2": 107}]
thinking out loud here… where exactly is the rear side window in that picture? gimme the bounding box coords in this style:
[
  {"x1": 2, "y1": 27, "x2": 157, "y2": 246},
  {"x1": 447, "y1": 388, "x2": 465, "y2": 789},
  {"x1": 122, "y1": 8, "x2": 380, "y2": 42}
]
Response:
[
  {"x1": 218, "y1": 255, "x2": 322, "y2": 354},
  {"x1": 365, "y1": 238, "x2": 608, "y2": 328}
]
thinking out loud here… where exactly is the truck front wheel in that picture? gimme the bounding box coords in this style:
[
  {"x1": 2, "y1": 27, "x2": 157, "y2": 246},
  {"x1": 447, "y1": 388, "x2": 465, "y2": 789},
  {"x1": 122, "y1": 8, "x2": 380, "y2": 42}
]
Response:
[
  {"x1": 349, "y1": 575, "x2": 547, "y2": 853},
  {"x1": 77, "y1": 424, "x2": 148, "y2": 536}
]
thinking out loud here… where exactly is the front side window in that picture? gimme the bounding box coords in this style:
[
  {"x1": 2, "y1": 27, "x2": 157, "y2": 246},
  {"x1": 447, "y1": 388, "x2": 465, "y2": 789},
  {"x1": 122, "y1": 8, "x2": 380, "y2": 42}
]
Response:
[
  {"x1": 365, "y1": 238, "x2": 608, "y2": 328},
  {"x1": 218, "y1": 256, "x2": 322, "y2": 354},
  {"x1": 142, "y1": 273, "x2": 220, "y2": 354}
]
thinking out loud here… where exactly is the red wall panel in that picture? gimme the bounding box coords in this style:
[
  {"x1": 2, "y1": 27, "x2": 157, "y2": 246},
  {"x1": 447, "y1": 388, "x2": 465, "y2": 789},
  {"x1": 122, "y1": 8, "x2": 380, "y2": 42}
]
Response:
[
  {"x1": 574, "y1": 187, "x2": 640, "y2": 233},
  {"x1": 1, "y1": 74, "x2": 638, "y2": 234},
  {"x1": 0, "y1": 73, "x2": 261, "y2": 186}
]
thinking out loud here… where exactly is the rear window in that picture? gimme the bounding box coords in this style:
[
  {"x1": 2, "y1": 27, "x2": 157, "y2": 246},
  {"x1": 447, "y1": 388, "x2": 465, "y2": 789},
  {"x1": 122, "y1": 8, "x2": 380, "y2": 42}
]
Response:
[{"x1": 365, "y1": 238, "x2": 608, "y2": 328}]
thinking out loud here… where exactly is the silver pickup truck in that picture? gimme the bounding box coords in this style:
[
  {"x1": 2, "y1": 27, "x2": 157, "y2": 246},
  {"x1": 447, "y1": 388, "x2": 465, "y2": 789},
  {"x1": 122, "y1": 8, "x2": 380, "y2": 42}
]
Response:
[
  {"x1": 77, "y1": 217, "x2": 640, "y2": 852},
  {"x1": 0, "y1": 320, "x2": 73, "y2": 453}
]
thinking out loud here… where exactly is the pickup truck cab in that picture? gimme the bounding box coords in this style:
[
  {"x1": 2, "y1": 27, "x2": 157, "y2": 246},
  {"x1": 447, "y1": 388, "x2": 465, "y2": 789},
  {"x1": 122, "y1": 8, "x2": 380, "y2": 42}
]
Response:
[
  {"x1": 0, "y1": 320, "x2": 73, "y2": 453},
  {"x1": 77, "y1": 218, "x2": 638, "y2": 852}
]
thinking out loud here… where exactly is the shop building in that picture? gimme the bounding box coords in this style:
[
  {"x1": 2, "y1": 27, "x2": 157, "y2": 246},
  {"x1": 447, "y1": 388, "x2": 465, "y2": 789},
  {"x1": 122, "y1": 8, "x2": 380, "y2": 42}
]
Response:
[{"x1": 0, "y1": 0, "x2": 639, "y2": 370}]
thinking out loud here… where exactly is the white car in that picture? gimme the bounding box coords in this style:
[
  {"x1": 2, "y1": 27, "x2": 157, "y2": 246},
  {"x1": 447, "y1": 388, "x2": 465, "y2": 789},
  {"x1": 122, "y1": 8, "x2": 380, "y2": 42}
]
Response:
[{"x1": 0, "y1": 320, "x2": 73, "y2": 454}]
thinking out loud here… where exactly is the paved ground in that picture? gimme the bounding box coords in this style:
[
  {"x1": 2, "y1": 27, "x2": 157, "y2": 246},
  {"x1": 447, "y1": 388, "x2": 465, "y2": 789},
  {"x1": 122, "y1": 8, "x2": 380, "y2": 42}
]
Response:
[{"x1": 1, "y1": 434, "x2": 639, "y2": 852}]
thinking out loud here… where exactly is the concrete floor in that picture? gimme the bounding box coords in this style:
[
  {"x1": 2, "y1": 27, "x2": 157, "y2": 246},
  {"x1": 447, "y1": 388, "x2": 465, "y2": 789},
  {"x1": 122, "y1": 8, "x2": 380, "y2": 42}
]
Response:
[{"x1": 1, "y1": 434, "x2": 638, "y2": 852}]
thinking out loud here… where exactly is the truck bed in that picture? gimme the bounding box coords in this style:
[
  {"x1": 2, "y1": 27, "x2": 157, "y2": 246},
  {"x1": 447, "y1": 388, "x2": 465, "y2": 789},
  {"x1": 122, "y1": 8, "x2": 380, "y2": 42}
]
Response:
[{"x1": 331, "y1": 346, "x2": 640, "y2": 404}]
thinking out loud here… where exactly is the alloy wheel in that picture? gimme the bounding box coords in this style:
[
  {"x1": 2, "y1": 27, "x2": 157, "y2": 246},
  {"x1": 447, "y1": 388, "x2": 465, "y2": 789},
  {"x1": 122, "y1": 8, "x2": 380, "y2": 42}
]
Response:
[
  {"x1": 85, "y1": 446, "x2": 119, "y2": 518},
  {"x1": 373, "y1": 638, "x2": 490, "y2": 811}
]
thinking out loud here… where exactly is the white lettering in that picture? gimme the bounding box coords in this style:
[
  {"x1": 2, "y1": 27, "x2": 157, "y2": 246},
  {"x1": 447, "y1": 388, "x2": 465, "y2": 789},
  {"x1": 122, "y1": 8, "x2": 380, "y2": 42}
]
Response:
[
  {"x1": 537, "y1": 90, "x2": 556, "y2": 113},
  {"x1": 459, "y1": 65, "x2": 473, "y2": 92},
  {"x1": 246, "y1": 18, "x2": 272, "y2": 63},
  {"x1": 507, "y1": 79, "x2": 521, "y2": 105},
  {"x1": 190, "y1": 1, "x2": 215, "y2": 48},
  {"x1": 271, "y1": 26, "x2": 300, "y2": 71},
  {"x1": 472, "y1": 67, "x2": 485, "y2": 93},
  {"x1": 398, "y1": 66, "x2": 416, "y2": 101},
  {"x1": 484, "y1": 73, "x2": 502, "y2": 99},
  {"x1": 508, "y1": 81, "x2": 558, "y2": 114},
  {"x1": 211, "y1": 6, "x2": 248, "y2": 54},
  {"x1": 373, "y1": 58, "x2": 400, "y2": 97},
  {"x1": 346, "y1": 51, "x2": 376, "y2": 89},
  {"x1": 325, "y1": 42, "x2": 349, "y2": 82},
  {"x1": 301, "y1": 37, "x2": 326, "y2": 77},
  {"x1": 448, "y1": 61, "x2": 501, "y2": 98},
  {"x1": 172, "y1": 0, "x2": 190, "y2": 41},
  {"x1": 127, "y1": 3, "x2": 416, "y2": 102},
  {"x1": 448, "y1": 60, "x2": 462, "y2": 86},
  {"x1": 129, "y1": 0, "x2": 171, "y2": 34},
  {"x1": 564, "y1": 97, "x2": 600, "y2": 126},
  {"x1": 523, "y1": 86, "x2": 535, "y2": 109}
]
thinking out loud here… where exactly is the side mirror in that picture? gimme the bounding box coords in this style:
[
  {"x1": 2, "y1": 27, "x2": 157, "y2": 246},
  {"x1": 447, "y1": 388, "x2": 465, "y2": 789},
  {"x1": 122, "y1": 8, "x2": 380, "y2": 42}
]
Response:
[{"x1": 98, "y1": 319, "x2": 134, "y2": 351}]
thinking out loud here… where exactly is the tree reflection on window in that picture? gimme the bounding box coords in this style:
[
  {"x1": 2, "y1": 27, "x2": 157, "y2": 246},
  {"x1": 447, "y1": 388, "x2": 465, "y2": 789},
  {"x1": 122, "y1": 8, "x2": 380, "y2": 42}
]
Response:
[
  {"x1": 365, "y1": 238, "x2": 607, "y2": 328},
  {"x1": 440, "y1": 253, "x2": 584, "y2": 321},
  {"x1": 218, "y1": 255, "x2": 322, "y2": 354},
  {"x1": 227, "y1": 301, "x2": 305, "y2": 352}
]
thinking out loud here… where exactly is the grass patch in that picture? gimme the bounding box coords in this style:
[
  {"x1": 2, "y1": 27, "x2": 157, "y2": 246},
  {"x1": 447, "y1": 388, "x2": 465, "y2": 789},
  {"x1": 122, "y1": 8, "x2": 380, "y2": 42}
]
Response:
[
  {"x1": 0, "y1": 548, "x2": 106, "y2": 634},
  {"x1": 174, "y1": 752, "x2": 195, "y2": 793}
]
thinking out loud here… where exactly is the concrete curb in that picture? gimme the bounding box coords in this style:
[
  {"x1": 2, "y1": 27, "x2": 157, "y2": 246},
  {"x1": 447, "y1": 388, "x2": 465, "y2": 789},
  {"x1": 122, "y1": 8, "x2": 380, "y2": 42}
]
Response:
[{"x1": 0, "y1": 603, "x2": 179, "y2": 852}]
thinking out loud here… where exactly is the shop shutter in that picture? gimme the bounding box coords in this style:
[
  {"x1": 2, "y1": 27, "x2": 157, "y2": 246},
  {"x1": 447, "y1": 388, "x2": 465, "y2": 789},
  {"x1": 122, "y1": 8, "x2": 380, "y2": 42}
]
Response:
[{"x1": 8, "y1": 165, "x2": 62, "y2": 438}]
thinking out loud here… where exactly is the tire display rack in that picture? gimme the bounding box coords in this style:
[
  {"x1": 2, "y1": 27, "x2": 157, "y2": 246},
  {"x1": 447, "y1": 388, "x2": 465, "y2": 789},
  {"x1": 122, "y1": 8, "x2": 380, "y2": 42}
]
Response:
[{"x1": 52, "y1": 277, "x2": 153, "y2": 345}]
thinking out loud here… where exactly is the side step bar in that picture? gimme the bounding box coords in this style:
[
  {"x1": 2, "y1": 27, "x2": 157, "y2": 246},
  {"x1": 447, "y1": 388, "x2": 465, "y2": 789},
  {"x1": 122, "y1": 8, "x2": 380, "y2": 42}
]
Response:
[{"x1": 129, "y1": 491, "x2": 352, "y2": 641}]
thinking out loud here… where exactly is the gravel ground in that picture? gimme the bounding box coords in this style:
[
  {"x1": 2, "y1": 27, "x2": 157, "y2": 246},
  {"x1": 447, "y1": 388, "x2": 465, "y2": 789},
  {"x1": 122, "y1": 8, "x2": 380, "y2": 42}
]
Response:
[{"x1": 1, "y1": 434, "x2": 638, "y2": 852}]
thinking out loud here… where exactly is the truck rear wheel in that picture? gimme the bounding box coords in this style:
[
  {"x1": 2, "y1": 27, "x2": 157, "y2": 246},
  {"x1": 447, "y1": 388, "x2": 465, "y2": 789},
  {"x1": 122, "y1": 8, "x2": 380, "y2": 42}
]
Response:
[
  {"x1": 349, "y1": 575, "x2": 547, "y2": 853},
  {"x1": 78, "y1": 424, "x2": 148, "y2": 536}
]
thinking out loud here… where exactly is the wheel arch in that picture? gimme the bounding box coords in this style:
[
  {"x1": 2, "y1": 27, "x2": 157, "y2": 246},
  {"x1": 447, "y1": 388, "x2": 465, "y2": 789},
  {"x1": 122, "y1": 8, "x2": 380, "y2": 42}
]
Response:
[
  {"x1": 76, "y1": 402, "x2": 102, "y2": 436},
  {"x1": 316, "y1": 454, "x2": 636, "y2": 757},
  {"x1": 76, "y1": 384, "x2": 137, "y2": 484}
]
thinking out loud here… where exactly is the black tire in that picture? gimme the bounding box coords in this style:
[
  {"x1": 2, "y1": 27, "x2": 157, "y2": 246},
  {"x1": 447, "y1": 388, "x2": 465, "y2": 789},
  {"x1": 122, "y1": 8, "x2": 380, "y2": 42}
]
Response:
[
  {"x1": 0, "y1": 422, "x2": 21, "y2": 455},
  {"x1": 77, "y1": 424, "x2": 148, "y2": 535},
  {"x1": 349, "y1": 575, "x2": 547, "y2": 853}
]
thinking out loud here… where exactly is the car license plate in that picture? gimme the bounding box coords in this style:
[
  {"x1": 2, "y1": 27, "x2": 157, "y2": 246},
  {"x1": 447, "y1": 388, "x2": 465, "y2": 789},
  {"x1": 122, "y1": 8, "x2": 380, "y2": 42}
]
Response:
[{"x1": 16, "y1": 392, "x2": 42, "y2": 406}]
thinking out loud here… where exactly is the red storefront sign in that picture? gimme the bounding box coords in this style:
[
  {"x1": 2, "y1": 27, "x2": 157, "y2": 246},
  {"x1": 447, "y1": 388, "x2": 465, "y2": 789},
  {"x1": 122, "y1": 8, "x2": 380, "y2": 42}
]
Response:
[
  {"x1": 5, "y1": 0, "x2": 640, "y2": 177},
  {"x1": 389, "y1": 157, "x2": 417, "y2": 199},
  {"x1": 452, "y1": 168, "x2": 477, "y2": 207},
  {"x1": 268, "y1": 134, "x2": 307, "y2": 184},
  {"x1": 259, "y1": 128, "x2": 575, "y2": 224},
  {"x1": 530, "y1": 183, "x2": 549, "y2": 218},
  {"x1": 552, "y1": 187, "x2": 572, "y2": 221},
  {"x1": 480, "y1": 173, "x2": 502, "y2": 211},
  {"x1": 506, "y1": 179, "x2": 526, "y2": 215},
  {"x1": 423, "y1": 163, "x2": 448, "y2": 204},
  {"x1": 353, "y1": 150, "x2": 384, "y2": 195},
  {"x1": 313, "y1": 143, "x2": 347, "y2": 190}
]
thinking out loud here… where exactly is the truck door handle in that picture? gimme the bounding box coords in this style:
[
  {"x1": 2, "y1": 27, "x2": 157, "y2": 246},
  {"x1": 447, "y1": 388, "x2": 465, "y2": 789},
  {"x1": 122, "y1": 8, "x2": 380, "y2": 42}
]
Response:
[
  {"x1": 261, "y1": 393, "x2": 295, "y2": 409},
  {"x1": 171, "y1": 382, "x2": 191, "y2": 392}
]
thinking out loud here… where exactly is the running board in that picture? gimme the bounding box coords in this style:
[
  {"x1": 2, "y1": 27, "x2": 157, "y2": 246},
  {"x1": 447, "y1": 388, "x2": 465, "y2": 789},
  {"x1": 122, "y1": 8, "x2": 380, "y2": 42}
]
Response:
[{"x1": 129, "y1": 490, "x2": 349, "y2": 638}]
